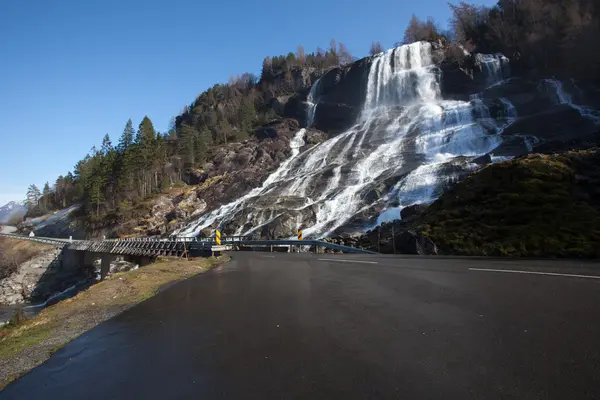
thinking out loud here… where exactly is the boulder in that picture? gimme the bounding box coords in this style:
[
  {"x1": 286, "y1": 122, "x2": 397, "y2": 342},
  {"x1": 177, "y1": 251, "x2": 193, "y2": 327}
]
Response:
[
  {"x1": 183, "y1": 169, "x2": 208, "y2": 185},
  {"x1": 395, "y1": 230, "x2": 438, "y2": 255}
]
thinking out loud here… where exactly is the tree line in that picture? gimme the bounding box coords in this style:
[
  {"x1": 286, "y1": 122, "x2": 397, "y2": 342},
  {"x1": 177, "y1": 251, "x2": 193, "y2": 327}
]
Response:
[{"x1": 400, "y1": 0, "x2": 600, "y2": 81}]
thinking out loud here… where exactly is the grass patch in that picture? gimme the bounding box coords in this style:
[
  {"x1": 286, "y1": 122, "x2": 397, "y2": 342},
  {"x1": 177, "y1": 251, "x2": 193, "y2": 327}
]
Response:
[{"x1": 0, "y1": 322, "x2": 53, "y2": 358}]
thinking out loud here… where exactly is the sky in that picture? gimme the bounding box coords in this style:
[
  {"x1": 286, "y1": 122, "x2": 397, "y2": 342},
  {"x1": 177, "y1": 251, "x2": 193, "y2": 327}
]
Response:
[{"x1": 0, "y1": 0, "x2": 498, "y2": 206}]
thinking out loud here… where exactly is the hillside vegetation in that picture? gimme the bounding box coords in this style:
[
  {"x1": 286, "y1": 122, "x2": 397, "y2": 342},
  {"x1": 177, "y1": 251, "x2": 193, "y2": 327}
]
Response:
[{"x1": 419, "y1": 150, "x2": 600, "y2": 257}]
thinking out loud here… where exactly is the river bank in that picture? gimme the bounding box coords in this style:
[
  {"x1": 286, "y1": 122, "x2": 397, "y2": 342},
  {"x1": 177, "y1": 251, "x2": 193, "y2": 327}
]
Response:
[{"x1": 0, "y1": 255, "x2": 227, "y2": 390}]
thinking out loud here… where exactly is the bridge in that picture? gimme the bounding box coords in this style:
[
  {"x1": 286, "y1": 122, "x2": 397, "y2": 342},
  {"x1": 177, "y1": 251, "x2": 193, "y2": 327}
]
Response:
[{"x1": 0, "y1": 232, "x2": 375, "y2": 279}]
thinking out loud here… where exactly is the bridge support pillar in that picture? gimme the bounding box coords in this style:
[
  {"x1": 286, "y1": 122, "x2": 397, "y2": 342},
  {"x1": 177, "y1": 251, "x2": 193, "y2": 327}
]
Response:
[{"x1": 100, "y1": 253, "x2": 116, "y2": 280}]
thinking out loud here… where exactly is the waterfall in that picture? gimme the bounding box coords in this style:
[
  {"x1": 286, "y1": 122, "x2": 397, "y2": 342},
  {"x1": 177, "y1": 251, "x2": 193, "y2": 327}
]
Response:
[
  {"x1": 306, "y1": 78, "x2": 321, "y2": 127},
  {"x1": 176, "y1": 42, "x2": 516, "y2": 239},
  {"x1": 174, "y1": 129, "x2": 306, "y2": 236},
  {"x1": 543, "y1": 79, "x2": 600, "y2": 124},
  {"x1": 475, "y1": 53, "x2": 510, "y2": 87}
]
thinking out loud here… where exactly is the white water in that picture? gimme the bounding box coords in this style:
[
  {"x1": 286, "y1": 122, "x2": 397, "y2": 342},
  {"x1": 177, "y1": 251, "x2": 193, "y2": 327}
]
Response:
[
  {"x1": 543, "y1": 79, "x2": 600, "y2": 124},
  {"x1": 175, "y1": 129, "x2": 307, "y2": 236},
  {"x1": 475, "y1": 53, "x2": 510, "y2": 87},
  {"x1": 177, "y1": 42, "x2": 518, "y2": 238},
  {"x1": 306, "y1": 78, "x2": 321, "y2": 126}
]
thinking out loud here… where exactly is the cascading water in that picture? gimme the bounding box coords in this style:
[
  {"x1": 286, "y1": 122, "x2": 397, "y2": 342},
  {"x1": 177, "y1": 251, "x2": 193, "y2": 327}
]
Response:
[
  {"x1": 542, "y1": 79, "x2": 600, "y2": 124},
  {"x1": 475, "y1": 53, "x2": 510, "y2": 87},
  {"x1": 306, "y1": 78, "x2": 321, "y2": 127},
  {"x1": 174, "y1": 129, "x2": 307, "y2": 236},
  {"x1": 176, "y1": 42, "x2": 519, "y2": 238}
]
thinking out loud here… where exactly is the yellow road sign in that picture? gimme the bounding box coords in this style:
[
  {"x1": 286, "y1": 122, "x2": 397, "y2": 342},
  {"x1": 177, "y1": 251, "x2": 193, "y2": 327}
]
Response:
[
  {"x1": 216, "y1": 229, "x2": 221, "y2": 245},
  {"x1": 297, "y1": 228, "x2": 303, "y2": 241}
]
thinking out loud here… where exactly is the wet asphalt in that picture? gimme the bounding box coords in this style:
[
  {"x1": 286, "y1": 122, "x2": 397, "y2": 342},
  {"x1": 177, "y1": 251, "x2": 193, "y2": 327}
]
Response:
[{"x1": 2, "y1": 253, "x2": 600, "y2": 399}]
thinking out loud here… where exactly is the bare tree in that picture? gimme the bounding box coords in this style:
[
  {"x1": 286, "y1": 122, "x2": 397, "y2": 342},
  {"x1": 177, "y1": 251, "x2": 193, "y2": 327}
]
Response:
[
  {"x1": 338, "y1": 42, "x2": 353, "y2": 64},
  {"x1": 370, "y1": 41, "x2": 384, "y2": 55},
  {"x1": 403, "y1": 15, "x2": 443, "y2": 44},
  {"x1": 296, "y1": 45, "x2": 306, "y2": 64}
]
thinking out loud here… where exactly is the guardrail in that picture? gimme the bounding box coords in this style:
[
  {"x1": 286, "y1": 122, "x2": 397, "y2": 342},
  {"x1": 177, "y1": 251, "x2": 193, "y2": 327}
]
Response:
[
  {"x1": 0, "y1": 233, "x2": 376, "y2": 255},
  {"x1": 0, "y1": 233, "x2": 72, "y2": 247}
]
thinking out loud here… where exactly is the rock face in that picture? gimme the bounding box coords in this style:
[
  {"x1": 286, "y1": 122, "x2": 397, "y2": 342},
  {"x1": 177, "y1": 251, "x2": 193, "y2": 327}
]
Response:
[
  {"x1": 395, "y1": 230, "x2": 438, "y2": 255},
  {"x1": 0, "y1": 247, "x2": 62, "y2": 305},
  {"x1": 309, "y1": 57, "x2": 372, "y2": 133},
  {"x1": 174, "y1": 41, "x2": 600, "y2": 241}
]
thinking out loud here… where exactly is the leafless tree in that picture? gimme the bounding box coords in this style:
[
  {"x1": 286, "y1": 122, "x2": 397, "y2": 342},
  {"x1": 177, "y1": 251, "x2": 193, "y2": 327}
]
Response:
[{"x1": 370, "y1": 41, "x2": 384, "y2": 55}]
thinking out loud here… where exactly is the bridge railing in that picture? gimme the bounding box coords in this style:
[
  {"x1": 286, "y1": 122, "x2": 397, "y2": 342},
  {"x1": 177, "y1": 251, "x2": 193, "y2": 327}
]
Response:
[{"x1": 0, "y1": 233, "x2": 375, "y2": 255}]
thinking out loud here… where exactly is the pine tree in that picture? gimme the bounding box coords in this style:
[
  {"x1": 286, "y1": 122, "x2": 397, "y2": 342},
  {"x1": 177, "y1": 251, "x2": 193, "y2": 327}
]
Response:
[
  {"x1": 118, "y1": 119, "x2": 135, "y2": 152},
  {"x1": 135, "y1": 116, "x2": 158, "y2": 197},
  {"x1": 26, "y1": 184, "x2": 41, "y2": 210},
  {"x1": 116, "y1": 120, "x2": 137, "y2": 200},
  {"x1": 42, "y1": 182, "x2": 51, "y2": 211},
  {"x1": 194, "y1": 129, "x2": 209, "y2": 166},
  {"x1": 179, "y1": 123, "x2": 197, "y2": 166}
]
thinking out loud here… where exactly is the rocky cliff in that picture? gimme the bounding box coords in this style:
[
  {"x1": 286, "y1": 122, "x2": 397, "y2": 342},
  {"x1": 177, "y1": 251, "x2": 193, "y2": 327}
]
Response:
[
  {"x1": 173, "y1": 41, "x2": 600, "y2": 241},
  {"x1": 22, "y1": 41, "x2": 600, "y2": 251}
]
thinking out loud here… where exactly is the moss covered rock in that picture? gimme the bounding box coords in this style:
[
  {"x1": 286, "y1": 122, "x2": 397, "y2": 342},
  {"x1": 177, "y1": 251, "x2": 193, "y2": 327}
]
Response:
[{"x1": 419, "y1": 149, "x2": 600, "y2": 257}]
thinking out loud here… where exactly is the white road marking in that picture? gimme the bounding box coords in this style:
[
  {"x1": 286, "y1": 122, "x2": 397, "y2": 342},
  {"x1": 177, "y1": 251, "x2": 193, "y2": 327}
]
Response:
[
  {"x1": 469, "y1": 268, "x2": 600, "y2": 280},
  {"x1": 263, "y1": 255, "x2": 276, "y2": 258},
  {"x1": 317, "y1": 258, "x2": 378, "y2": 264}
]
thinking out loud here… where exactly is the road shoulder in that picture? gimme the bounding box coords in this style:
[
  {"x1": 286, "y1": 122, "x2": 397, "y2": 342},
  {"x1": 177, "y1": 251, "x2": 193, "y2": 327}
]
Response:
[{"x1": 0, "y1": 255, "x2": 228, "y2": 390}]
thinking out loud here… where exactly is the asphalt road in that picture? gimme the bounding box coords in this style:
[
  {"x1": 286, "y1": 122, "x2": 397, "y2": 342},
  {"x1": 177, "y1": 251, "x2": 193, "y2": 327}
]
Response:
[{"x1": 2, "y1": 253, "x2": 600, "y2": 399}]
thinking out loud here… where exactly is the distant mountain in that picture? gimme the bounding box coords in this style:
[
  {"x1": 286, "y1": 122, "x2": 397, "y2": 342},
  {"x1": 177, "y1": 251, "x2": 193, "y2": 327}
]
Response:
[{"x1": 0, "y1": 201, "x2": 27, "y2": 224}]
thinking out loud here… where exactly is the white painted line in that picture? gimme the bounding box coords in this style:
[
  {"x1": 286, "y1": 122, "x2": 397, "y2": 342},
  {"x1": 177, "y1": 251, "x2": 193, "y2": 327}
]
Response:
[
  {"x1": 317, "y1": 258, "x2": 378, "y2": 264},
  {"x1": 469, "y1": 268, "x2": 600, "y2": 280},
  {"x1": 263, "y1": 255, "x2": 276, "y2": 258}
]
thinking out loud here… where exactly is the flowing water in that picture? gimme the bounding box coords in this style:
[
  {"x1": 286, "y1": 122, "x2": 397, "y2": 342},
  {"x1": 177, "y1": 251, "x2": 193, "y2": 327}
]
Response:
[
  {"x1": 176, "y1": 42, "x2": 518, "y2": 238},
  {"x1": 542, "y1": 79, "x2": 600, "y2": 124},
  {"x1": 475, "y1": 53, "x2": 510, "y2": 87}
]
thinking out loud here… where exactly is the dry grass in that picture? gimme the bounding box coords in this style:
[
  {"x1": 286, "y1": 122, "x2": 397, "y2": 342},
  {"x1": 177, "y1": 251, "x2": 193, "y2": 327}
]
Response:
[
  {"x1": 0, "y1": 238, "x2": 54, "y2": 280},
  {"x1": 0, "y1": 255, "x2": 227, "y2": 389}
]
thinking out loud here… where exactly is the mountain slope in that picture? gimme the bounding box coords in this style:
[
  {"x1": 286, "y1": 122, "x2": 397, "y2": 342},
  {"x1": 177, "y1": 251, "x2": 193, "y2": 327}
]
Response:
[
  {"x1": 174, "y1": 42, "x2": 600, "y2": 240},
  {"x1": 0, "y1": 202, "x2": 27, "y2": 225}
]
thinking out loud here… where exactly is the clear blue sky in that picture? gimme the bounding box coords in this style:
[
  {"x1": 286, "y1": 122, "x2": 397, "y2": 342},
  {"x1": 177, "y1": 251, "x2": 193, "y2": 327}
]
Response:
[{"x1": 0, "y1": 0, "x2": 497, "y2": 206}]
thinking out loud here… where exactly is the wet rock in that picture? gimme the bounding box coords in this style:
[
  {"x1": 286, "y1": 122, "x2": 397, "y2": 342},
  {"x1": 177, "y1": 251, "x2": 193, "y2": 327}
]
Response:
[
  {"x1": 471, "y1": 154, "x2": 492, "y2": 166},
  {"x1": 310, "y1": 57, "x2": 372, "y2": 132},
  {"x1": 313, "y1": 102, "x2": 361, "y2": 134},
  {"x1": 439, "y1": 61, "x2": 477, "y2": 100}
]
